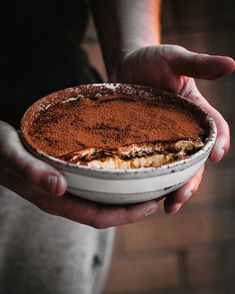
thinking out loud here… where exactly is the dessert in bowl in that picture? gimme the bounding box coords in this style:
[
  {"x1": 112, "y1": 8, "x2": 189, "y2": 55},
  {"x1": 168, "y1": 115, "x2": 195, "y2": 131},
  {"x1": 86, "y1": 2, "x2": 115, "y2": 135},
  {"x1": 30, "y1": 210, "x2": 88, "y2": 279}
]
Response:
[{"x1": 21, "y1": 83, "x2": 216, "y2": 204}]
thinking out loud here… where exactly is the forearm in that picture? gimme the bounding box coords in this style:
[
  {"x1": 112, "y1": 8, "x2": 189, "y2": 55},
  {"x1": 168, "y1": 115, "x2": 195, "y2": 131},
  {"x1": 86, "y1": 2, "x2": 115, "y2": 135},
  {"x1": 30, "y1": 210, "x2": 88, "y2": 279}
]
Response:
[{"x1": 90, "y1": 0, "x2": 161, "y2": 77}]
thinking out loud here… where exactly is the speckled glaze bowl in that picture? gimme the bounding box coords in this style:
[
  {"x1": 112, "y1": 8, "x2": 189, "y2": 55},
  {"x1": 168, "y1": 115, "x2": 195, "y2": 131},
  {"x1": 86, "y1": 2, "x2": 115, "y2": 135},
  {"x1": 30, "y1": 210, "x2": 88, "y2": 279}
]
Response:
[{"x1": 21, "y1": 84, "x2": 217, "y2": 204}]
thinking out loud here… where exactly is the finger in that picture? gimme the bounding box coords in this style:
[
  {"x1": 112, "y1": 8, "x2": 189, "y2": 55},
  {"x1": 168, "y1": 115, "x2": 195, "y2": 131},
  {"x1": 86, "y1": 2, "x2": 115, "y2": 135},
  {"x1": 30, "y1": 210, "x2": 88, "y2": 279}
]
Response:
[
  {"x1": 56, "y1": 195, "x2": 159, "y2": 228},
  {"x1": 184, "y1": 85, "x2": 230, "y2": 162},
  {"x1": 0, "y1": 168, "x2": 159, "y2": 228},
  {"x1": 162, "y1": 45, "x2": 235, "y2": 79},
  {"x1": 207, "y1": 108, "x2": 229, "y2": 162},
  {"x1": 0, "y1": 121, "x2": 67, "y2": 196},
  {"x1": 164, "y1": 165, "x2": 205, "y2": 214}
]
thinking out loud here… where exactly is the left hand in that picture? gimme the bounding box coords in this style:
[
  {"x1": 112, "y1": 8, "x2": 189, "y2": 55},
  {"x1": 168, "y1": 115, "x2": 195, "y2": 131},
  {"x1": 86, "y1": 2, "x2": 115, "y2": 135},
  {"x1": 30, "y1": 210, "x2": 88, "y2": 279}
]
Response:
[
  {"x1": 0, "y1": 121, "x2": 159, "y2": 228},
  {"x1": 111, "y1": 44, "x2": 235, "y2": 214}
]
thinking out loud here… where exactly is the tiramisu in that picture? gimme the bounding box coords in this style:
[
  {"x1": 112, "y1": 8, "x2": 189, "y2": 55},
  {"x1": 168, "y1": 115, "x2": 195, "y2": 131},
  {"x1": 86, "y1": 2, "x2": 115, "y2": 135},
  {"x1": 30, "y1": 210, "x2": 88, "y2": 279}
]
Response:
[{"x1": 26, "y1": 93, "x2": 205, "y2": 169}]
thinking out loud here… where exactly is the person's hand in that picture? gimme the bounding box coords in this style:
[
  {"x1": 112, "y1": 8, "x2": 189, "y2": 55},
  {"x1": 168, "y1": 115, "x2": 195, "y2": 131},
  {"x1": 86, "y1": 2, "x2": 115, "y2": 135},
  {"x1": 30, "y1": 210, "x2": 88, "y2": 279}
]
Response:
[
  {"x1": 0, "y1": 121, "x2": 159, "y2": 228},
  {"x1": 112, "y1": 44, "x2": 235, "y2": 214}
]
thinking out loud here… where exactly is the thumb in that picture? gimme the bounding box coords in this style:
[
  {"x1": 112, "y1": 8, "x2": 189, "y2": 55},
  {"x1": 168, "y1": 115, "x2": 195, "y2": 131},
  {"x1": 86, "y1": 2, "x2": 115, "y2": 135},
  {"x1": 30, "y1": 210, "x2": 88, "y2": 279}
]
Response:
[
  {"x1": 0, "y1": 121, "x2": 67, "y2": 196},
  {"x1": 162, "y1": 45, "x2": 235, "y2": 79}
]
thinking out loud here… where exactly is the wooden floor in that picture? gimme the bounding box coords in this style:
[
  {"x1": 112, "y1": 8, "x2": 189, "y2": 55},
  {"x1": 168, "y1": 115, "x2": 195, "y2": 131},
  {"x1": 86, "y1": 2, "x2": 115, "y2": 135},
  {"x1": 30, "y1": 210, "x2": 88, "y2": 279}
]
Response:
[{"x1": 83, "y1": 1, "x2": 235, "y2": 293}]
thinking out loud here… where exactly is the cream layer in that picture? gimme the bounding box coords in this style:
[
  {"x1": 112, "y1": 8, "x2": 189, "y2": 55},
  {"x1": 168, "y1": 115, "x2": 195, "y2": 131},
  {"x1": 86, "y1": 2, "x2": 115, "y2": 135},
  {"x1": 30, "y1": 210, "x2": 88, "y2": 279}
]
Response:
[{"x1": 58, "y1": 139, "x2": 204, "y2": 170}]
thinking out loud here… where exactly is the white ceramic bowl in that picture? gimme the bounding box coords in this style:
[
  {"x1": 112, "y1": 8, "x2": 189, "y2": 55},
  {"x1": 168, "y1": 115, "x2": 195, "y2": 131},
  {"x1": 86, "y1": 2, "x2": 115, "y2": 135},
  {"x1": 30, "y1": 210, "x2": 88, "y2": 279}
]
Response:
[{"x1": 21, "y1": 83, "x2": 217, "y2": 204}]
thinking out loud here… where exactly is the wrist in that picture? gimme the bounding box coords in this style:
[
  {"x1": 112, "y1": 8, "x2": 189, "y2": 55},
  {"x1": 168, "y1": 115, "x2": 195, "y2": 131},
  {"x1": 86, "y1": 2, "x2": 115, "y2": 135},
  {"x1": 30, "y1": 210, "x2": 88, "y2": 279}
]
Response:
[{"x1": 91, "y1": 0, "x2": 161, "y2": 80}]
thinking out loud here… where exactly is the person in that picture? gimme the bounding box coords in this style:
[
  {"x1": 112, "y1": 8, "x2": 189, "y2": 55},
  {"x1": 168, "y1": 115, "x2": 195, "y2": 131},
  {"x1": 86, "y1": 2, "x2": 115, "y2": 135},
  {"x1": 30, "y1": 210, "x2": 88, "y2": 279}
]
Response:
[{"x1": 0, "y1": 1, "x2": 234, "y2": 293}]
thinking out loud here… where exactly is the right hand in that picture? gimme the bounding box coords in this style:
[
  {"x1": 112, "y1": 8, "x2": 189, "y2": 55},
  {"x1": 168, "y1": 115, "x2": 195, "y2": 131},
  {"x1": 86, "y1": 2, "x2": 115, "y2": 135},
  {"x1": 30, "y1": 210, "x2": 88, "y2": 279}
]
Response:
[
  {"x1": 113, "y1": 44, "x2": 234, "y2": 214},
  {"x1": 0, "y1": 121, "x2": 159, "y2": 228}
]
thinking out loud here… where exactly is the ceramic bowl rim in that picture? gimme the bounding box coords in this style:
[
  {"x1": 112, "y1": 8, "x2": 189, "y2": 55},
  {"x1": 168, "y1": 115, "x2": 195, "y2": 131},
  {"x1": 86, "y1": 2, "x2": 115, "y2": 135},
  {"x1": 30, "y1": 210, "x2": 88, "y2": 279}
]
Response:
[{"x1": 20, "y1": 83, "x2": 217, "y2": 179}]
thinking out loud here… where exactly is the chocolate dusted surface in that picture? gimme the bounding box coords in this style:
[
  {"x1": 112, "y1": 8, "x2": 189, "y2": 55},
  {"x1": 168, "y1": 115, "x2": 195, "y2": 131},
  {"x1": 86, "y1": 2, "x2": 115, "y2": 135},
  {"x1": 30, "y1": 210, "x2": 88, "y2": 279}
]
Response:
[{"x1": 27, "y1": 94, "x2": 204, "y2": 157}]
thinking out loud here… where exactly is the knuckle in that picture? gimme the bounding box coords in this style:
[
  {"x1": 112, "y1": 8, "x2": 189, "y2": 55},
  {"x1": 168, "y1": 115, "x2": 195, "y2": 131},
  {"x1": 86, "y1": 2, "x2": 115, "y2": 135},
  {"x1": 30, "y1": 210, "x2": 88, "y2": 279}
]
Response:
[
  {"x1": 172, "y1": 44, "x2": 183, "y2": 51},
  {"x1": 95, "y1": 224, "x2": 106, "y2": 229},
  {"x1": 22, "y1": 161, "x2": 38, "y2": 179},
  {"x1": 89, "y1": 208, "x2": 114, "y2": 229},
  {"x1": 22, "y1": 160, "x2": 47, "y2": 184},
  {"x1": 89, "y1": 210, "x2": 112, "y2": 229},
  {"x1": 91, "y1": 219, "x2": 109, "y2": 229}
]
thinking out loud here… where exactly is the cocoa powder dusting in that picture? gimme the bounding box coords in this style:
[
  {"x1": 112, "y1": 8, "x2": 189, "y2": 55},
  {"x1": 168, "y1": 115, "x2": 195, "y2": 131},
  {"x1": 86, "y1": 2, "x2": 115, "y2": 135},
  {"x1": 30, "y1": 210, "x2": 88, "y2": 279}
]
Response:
[{"x1": 28, "y1": 95, "x2": 204, "y2": 157}]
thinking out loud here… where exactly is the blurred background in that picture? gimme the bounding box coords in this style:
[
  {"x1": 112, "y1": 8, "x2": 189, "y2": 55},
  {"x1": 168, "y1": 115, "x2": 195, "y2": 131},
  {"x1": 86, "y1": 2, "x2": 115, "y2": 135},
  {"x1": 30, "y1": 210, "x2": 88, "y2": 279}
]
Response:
[{"x1": 83, "y1": 1, "x2": 235, "y2": 293}]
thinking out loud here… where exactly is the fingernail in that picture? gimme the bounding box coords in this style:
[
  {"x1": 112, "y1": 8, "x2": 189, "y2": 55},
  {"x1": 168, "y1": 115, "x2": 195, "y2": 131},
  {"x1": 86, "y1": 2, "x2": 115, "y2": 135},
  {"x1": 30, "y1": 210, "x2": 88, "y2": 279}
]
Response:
[
  {"x1": 215, "y1": 137, "x2": 225, "y2": 161},
  {"x1": 47, "y1": 175, "x2": 58, "y2": 194},
  {"x1": 146, "y1": 203, "x2": 158, "y2": 216},
  {"x1": 183, "y1": 188, "x2": 193, "y2": 202}
]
